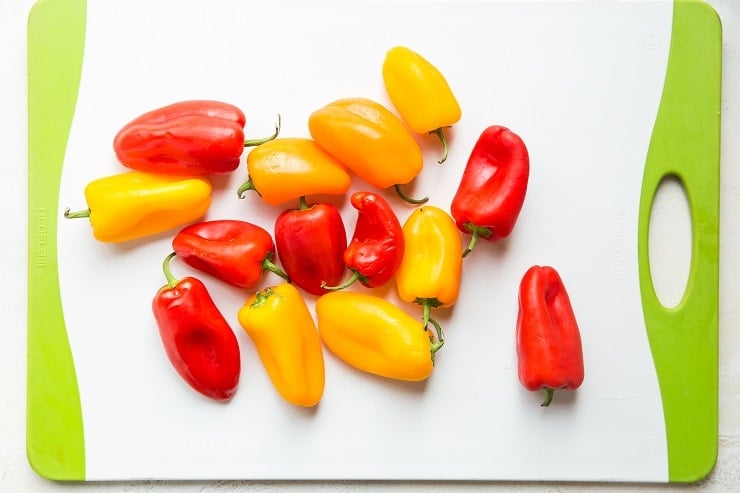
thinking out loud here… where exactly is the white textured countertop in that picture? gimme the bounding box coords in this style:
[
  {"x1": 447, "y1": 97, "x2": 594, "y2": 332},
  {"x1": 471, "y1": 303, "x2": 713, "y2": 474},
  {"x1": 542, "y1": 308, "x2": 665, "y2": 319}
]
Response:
[{"x1": 2, "y1": 0, "x2": 738, "y2": 491}]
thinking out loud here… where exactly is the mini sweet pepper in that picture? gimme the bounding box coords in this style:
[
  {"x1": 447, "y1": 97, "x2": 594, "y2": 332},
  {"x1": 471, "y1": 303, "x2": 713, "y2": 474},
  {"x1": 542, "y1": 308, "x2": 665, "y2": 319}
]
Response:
[
  {"x1": 64, "y1": 171, "x2": 212, "y2": 243},
  {"x1": 308, "y1": 97, "x2": 427, "y2": 203},
  {"x1": 517, "y1": 265, "x2": 584, "y2": 406},
  {"x1": 382, "y1": 46, "x2": 461, "y2": 163},
  {"x1": 152, "y1": 252, "x2": 241, "y2": 401},
  {"x1": 323, "y1": 191, "x2": 404, "y2": 290},
  {"x1": 172, "y1": 220, "x2": 289, "y2": 288},
  {"x1": 316, "y1": 291, "x2": 437, "y2": 382},
  {"x1": 238, "y1": 283, "x2": 325, "y2": 407},
  {"x1": 451, "y1": 125, "x2": 530, "y2": 257},
  {"x1": 113, "y1": 100, "x2": 279, "y2": 175},
  {"x1": 237, "y1": 137, "x2": 352, "y2": 205}
]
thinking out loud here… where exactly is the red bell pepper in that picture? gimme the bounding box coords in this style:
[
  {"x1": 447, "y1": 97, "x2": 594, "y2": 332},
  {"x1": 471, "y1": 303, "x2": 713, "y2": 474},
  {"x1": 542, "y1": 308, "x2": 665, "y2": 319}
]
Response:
[
  {"x1": 152, "y1": 252, "x2": 241, "y2": 401},
  {"x1": 274, "y1": 197, "x2": 347, "y2": 296},
  {"x1": 450, "y1": 125, "x2": 529, "y2": 257},
  {"x1": 323, "y1": 191, "x2": 404, "y2": 290},
  {"x1": 516, "y1": 265, "x2": 584, "y2": 407},
  {"x1": 113, "y1": 100, "x2": 279, "y2": 175},
  {"x1": 172, "y1": 219, "x2": 290, "y2": 289}
]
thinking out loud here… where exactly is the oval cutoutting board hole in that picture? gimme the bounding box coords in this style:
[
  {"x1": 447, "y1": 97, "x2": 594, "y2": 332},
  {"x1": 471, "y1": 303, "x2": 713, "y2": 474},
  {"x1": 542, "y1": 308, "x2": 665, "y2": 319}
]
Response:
[{"x1": 648, "y1": 175, "x2": 692, "y2": 309}]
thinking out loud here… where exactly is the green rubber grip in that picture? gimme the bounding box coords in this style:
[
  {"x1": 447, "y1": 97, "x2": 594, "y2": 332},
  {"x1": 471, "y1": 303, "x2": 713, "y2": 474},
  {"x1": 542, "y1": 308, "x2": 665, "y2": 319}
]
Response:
[{"x1": 638, "y1": 0, "x2": 721, "y2": 483}]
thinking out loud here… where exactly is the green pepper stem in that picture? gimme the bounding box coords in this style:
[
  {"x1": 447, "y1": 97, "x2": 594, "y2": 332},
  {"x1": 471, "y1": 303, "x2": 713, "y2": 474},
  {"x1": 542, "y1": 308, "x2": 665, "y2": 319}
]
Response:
[
  {"x1": 250, "y1": 287, "x2": 274, "y2": 308},
  {"x1": 298, "y1": 195, "x2": 309, "y2": 211},
  {"x1": 237, "y1": 177, "x2": 260, "y2": 199},
  {"x1": 431, "y1": 127, "x2": 449, "y2": 164},
  {"x1": 541, "y1": 388, "x2": 555, "y2": 407},
  {"x1": 322, "y1": 270, "x2": 365, "y2": 291},
  {"x1": 421, "y1": 300, "x2": 445, "y2": 360},
  {"x1": 244, "y1": 114, "x2": 281, "y2": 147},
  {"x1": 63, "y1": 207, "x2": 90, "y2": 219},
  {"x1": 262, "y1": 253, "x2": 290, "y2": 282},
  {"x1": 462, "y1": 223, "x2": 492, "y2": 257},
  {"x1": 394, "y1": 184, "x2": 428, "y2": 205},
  {"x1": 162, "y1": 251, "x2": 179, "y2": 289}
]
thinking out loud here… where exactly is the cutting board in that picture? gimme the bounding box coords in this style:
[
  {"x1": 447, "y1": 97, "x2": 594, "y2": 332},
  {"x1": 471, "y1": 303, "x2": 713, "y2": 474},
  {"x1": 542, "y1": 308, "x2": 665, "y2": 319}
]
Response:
[{"x1": 26, "y1": 0, "x2": 721, "y2": 483}]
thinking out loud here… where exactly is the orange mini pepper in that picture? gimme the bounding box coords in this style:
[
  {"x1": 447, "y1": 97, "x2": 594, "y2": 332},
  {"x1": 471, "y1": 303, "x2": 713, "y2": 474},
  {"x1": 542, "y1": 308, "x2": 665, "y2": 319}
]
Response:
[
  {"x1": 308, "y1": 97, "x2": 426, "y2": 204},
  {"x1": 237, "y1": 282, "x2": 325, "y2": 407},
  {"x1": 382, "y1": 46, "x2": 461, "y2": 163},
  {"x1": 237, "y1": 137, "x2": 351, "y2": 206},
  {"x1": 316, "y1": 291, "x2": 436, "y2": 382}
]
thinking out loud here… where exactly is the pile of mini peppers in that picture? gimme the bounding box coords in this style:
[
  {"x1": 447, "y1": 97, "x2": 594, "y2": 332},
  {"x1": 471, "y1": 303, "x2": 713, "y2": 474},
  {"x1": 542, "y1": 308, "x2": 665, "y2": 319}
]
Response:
[{"x1": 65, "y1": 45, "x2": 583, "y2": 408}]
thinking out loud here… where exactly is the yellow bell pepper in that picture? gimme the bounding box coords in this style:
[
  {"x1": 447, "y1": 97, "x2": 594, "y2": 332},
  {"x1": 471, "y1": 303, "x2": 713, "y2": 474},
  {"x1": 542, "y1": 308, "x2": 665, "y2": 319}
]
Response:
[
  {"x1": 382, "y1": 46, "x2": 461, "y2": 163},
  {"x1": 237, "y1": 283, "x2": 325, "y2": 407},
  {"x1": 308, "y1": 97, "x2": 427, "y2": 204},
  {"x1": 396, "y1": 205, "x2": 463, "y2": 323},
  {"x1": 316, "y1": 291, "x2": 436, "y2": 382},
  {"x1": 237, "y1": 137, "x2": 352, "y2": 206},
  {"x1": 64, "y1": 171, "x2": 211, "y2": 243}
]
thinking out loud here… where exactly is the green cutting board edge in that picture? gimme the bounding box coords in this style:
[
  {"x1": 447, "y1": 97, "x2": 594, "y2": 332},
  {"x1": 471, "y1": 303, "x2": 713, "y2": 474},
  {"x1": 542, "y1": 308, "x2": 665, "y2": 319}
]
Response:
[{"x1": 26, "y1": 0, "x2": 721, "y2": 482}]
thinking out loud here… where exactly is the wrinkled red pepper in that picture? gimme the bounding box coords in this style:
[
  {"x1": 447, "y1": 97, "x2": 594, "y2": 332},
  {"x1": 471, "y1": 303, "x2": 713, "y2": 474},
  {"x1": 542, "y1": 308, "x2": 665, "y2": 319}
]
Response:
[
  {"x1": 113, "y1": 100, "x2": 278, "y2": 175},
  {"x1": 323, "y1": 191, "x2": 404, "y2": 290},
  {"x1": 172, "y1": 219, "x2": 290, "y2": 289},
  {"x1": 152, "y1": 252, "x2": 241, "y2": 401},
  {"x1": 450, "y1": 125, "x2": 529, "y2": 257},
  {"x1": 274, "y1": 197, "x2": 347, "y2": 296},
  {"x1": 516, "y1": 265, "x2": 584, "y2": 407}
]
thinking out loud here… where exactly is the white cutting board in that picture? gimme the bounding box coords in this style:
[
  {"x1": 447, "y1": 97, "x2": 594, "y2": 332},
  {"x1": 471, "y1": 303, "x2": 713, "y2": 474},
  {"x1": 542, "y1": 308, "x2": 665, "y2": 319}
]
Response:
[{"x1": 27, "y1": 0, "x2": 721, "y2": 483}]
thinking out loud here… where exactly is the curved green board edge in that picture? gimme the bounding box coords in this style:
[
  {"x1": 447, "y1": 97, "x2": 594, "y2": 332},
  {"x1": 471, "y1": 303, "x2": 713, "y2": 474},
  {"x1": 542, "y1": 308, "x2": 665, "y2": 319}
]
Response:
[
  {"x1": 27, "y1": 0, "x2": 87, "y2": 480},
  {"x1": 639, "y1": 0, "x2": 721, "y2": 483}
]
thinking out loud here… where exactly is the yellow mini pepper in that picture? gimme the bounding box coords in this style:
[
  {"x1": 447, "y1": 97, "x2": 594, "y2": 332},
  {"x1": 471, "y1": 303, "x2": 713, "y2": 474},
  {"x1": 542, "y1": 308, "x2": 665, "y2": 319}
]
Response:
[
  {"x1": 382, "y1": 45, "x2": 461, "y2": 163},
  {"x1": 308, "y1": 97, "x2": 426, "y2": 204},
  {"x1": 64, "y1": 171, "x2": 212, "y2": 243},
  {"x1": 237, "y1": 137, "x2": 352, "y2": 206},
  {"x1": 396, "y1": 205, "x2": 462, "y2": 339},
  {"x1": 316, "y1": 291, "x2": 436, "y2": 382},
  {"x1": 237, "y1": 283, "x2": 325, "y2": 407}
]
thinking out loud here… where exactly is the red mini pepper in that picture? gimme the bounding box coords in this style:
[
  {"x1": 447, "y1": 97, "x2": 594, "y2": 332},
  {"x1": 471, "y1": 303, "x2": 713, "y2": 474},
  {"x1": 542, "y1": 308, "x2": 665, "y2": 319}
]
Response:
[
  {"x1": 152, "y1": 252, "x2": 241, "y2": 401},
  {"x1": 113, "y1": 100, "x2": 279, "y2": 175},
  {"x1": 323, "y1": 191, "x2": 404, "y2": 290},
  {"x1": 450, "y1": 125, "x2": 529, "y2": 257},
  {"x1": 172, "y1": 220, "x2": 290, "y2": 289},
  {"x1": 516, "y1": 265, "x2": 584, "y2": 407},
  {"x1": 274, "y1": 197, "x2": 347, "y2": 296}
]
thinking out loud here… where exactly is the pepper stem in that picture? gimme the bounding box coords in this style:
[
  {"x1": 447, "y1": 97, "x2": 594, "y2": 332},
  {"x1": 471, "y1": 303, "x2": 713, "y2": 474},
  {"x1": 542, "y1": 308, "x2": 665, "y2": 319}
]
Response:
[
  {"x1": 237, "y1": 177, "x2": 260, "y2": 199},
  {"x1": 298, "y1": 195, "x2": 310, "y2": 211},
  {"x1": 161, "y1": 251, "x2": 179, "y2": 289},
  {"x1": 431, "y1": 127, "x2": 449, "y2": 164},
  {"x1": 63, "y1": 207, "x2": 90, "y2": 219},
  {"x1": 393, "y1": 184, "x2": 428, "y2": 205},
  {"x1": 421, "y1": 300, "x2": 445, "y2": 363},
  {"x1": 262, "y1": 253, "x2": 290, "y2": 282},
  {"x1": 462, "y1": 223, "x2": 492, "y2": 257},
  {"x1": 250, "y1": 287, "x2": 274, "y2": 308},
  {"x1": 322, "y1": 270, "x2": 365, "y2": 291},
  {"x1": 244, "y1": 114, "x2": 281, "y2": 147},
  {"x1": 541, "y1": 388, "x2": 555, "y2": 407}
]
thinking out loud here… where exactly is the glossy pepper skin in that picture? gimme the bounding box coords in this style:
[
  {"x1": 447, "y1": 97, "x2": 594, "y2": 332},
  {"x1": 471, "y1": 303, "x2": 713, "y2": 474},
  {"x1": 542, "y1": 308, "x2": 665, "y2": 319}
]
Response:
[
  {"x1": 308, "y1": 97, "x2": 426, "y2": 203},
  {"x1": 237, "y1": 283, "x2": 325, "y2": 407},
  {"x1": 274, "y1": 197, "x2": 347, "y2": 296},
  {"x1": 152, "y1": 252, "x2": 241, "y2": 401},
  {"x1": 517, "y1": 265, "x2": 584, "y2": 407},
  {"x1": 237, "y1": 138, "x2": 352, "y2": 205},
  {"x1": 451, "y1": 126, "x2": 530, "y2": 257},
  {"x1": 316, "y1": 291, "x2": 435, "y2": 382},
  {"x1": 382, "y1": 46, "x2": 461, "y2": 164},
  {"x1": 396, "y1": 205, "x2": 463, "y2": 309},
  {"x1": 64, "y1": 171, "x2": 212, "y2": 243},
  {"x1": 113, "y1": 100, "x2": 247, "y2": 175},
  {"x1": 323, "y1": 191, "x2": 404, "y2": 290},
  {"x1": 172, "y1": 220, "x2": 289, "y2": 288}
]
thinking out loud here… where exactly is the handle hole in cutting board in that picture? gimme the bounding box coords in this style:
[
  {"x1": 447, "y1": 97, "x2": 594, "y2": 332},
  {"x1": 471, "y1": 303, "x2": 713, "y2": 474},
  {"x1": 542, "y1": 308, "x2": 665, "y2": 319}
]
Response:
[{"x1": 648, "y1": 175, "x2": 692, "y2": 309}]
